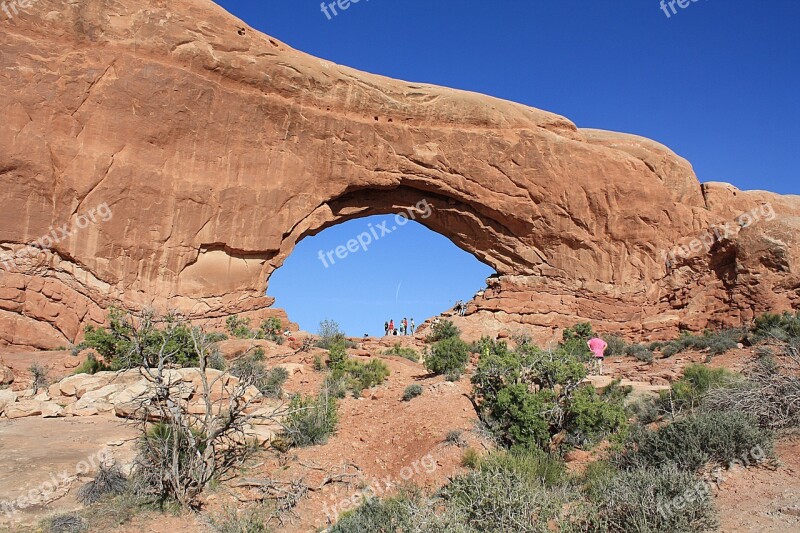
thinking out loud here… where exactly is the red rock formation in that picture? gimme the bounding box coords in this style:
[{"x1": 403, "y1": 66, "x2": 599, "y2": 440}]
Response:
[{"x1": 0, "y1": 0, "x2": 797, "y2": 348}]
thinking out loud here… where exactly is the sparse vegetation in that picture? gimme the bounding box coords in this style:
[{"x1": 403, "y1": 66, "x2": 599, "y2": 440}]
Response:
[
  {"x1": 658, "y1": 328, "x2": 743, "y2": 359},
  {"x1": 383, "y1": 343, "x2": 419, "y2": 362},
  {"x1": 42, "y1": 512, "x2": 88, "y2": 533},
  {"x1": 77, "y1": 464, "x2": 128, "y2": 505},
  {"x1": 444, "y1": 429, "x2": 467, "y2": 447},
  {"x1": 402, "y1": 384, "x2": 423, "y2": 401},
  {"x1": 316, "y1": 319, "x2": 348, "y2": 349},
  {"x1": 29, "y1": 361, "x2": 49, "y2": 393},
  {"x1": 282, "y1": 388, "x2": 339, "y2": 447},
  {"x1": 625, "y1": 343, "x2": 654, "y2": 363},
  {"x1": 207, "y1": 505, "x2": 273, "y2": 533}
]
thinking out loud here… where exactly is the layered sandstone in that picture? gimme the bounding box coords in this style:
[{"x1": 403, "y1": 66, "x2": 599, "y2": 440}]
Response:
[{"x1": 0, "y1": 0, "x2": 797, "y2": 348}]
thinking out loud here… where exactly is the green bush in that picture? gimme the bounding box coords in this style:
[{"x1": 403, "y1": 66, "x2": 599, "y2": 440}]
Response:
[
  {"x1": 752, "y1": 311, "x2": 800, "y2": 342},
  {"x1": 317, "y1": 319, "x2": 347, "y2": 349},
  {"x1": 328, "y1": 352, "x2": 390, "y2": 397},
  {"x1": 426, "y1": 320, "x2": 460, "y2": 342},
  {"x1": 659, "y1": 328, "x2": 743, "y2": 359},
  {"x1": 666, "y1": 364, "x2": 738, "y2": 413},
  {"x1": 331, "y1": 491, "x2": 422, "y2": 533},
  {"x1": 283, "y1": 390, "x2": 338, "y2": 447},
  {"x1": 587, "y1": 465, "x2": 718, "y2": 533},
  {"x1": 383, "y1": 343, "x2": 419, "y2": 362},
  {"x1": 260, "y1": 367, "x2": 289, "y2": 398},
  {"x1": 226, "y1": 315, "x2": 253, "y2": 339},
  {"x1": 614, "y1": 411, "x2": 773, "y2": 472},
  {"x1": 425, "y1": 337, "x2": 469, "y2": 376},
  {"x1": 604, "y1": 335, "x2": 628, "y2": 357},
  {"x1": 29, "y1": 362, "x2": 49, "y2": 393},
  {"x1": 560, "y1": 322, "x2": 595, "y2": 358},
  {"x1": 402, "y1": 384, "x2": 423, "y2": 401},
  {"x1": 626, "y1": 343, "x2": 654, "y2": 363},
  {"x1": 444, "y1": 430, "x2": 467, "y2": 447},
  {"x1": 564, "y1": 385, "x2": 629, "y2": 448},
  {"x1": 83, "y1": 309, "x2": 200, "y2": 369}
]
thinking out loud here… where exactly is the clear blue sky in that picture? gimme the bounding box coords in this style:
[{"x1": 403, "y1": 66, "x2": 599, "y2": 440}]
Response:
[{"x1": 215, "y1": 0, "x2": 800, "y2": 336}]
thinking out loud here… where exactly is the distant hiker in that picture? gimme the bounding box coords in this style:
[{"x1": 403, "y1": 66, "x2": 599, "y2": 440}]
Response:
[
  {"x1": 389, "y1": 319, "x2": 394, "y2": 334},
  {"x1": 393, "y1": 328, "x2": 399, "y2": 336},
  {"x1": 402, "y1": 318, "x2": 408, "y2": 335},
  {"x1": 410, "y1": 318, "x2": 415, "y2": 334},
  {"x1": 384, "y1": 321, "x2": 389, "y2": 336},
  {"x1": 588, "y1": 336, "x2": 608, "y2": 375}
]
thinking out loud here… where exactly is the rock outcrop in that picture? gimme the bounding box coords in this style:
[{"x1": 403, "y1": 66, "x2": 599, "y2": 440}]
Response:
[{"x1": 0, "y1": 0, "x2": 798, "y2": 348}]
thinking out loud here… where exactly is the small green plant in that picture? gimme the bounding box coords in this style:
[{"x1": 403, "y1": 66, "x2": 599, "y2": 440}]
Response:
[
  {"x1": 260, "y1": 317, "x2": 283, "y2": 337},
  {"x1": 226, "y1": 315, "x2": 253, "y2": 339},
  {"x1": 560, "y1": 322, "x2": 595, "y2": 358},
  {"x1": 383, "y1": 343, "x2": 419, "y2": 362},
  {"x1": 425, "y1": 320, "x2": 460, "y2": 342},
  {"x1": 261, "y1": 367, "x2": 289, "y2": 398},
  {"x1": 313, "y1": 354, "x2": 324, "y2": 371},
  {"x1": 282, "y1": 389, "x2": 339, "y2": 447},
  {"x1": 604, "y1": 335, "x2": 628, "y2": 356},
  {"x1": 316, "y1": 319, "x2": 347, "y2": 349},
  {"x1": 665, "y1": 364, "x2": 738, "y2": 413},
  {"x1": 626, "y1": 343, "x2": 654, "y2": 363},
  {"x1": 402, "y1": 384, "x2": 423, "y2": 401},
  {"x1": 425, "y1": 337, "x2": 469, "y2": 376},
  {"x1": 461, "y1": 447, "x2": 481, "y2": 468}
]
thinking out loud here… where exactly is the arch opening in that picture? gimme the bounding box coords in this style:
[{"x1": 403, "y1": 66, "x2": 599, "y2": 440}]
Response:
[{"x1": 266, "y1": 213, "x2": 496, "y2": 337}]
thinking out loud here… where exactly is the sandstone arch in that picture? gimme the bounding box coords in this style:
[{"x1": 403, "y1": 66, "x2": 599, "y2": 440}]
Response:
[{"x1": 0, "y1": 0, "x2": 798, "y2": 349}]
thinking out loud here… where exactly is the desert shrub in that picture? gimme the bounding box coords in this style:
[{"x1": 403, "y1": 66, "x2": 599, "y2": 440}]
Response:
[
  {"x1": 752, "y1": 311, "x2": 800, "y2": 342},
  {"x1": 260, "y1": 317, "x2": 282, "y2": 337},
  {"x1": 331, "y1": 490, "x2": 422, "y2": 533},
  {"x1": 327, "y1": 352, "x2": 390, "y2": 396},
  {"x1": 226, "y1": 315, "x2": 253, "y2": 339},
  {"x1": 461, "y1": 447, "x2": 480, "y2": 469},
  {"x1": 29, "y1": 361, "x2": 49, "y2": 393},
  {"x1": 703, "y1": 352, "x2": 800, "y2": 430},
  {"x1": 77, "y1": 464, "x2": 128, "y2": 505},
  {"x1": 316, "y1": 319, "x2": 347, "y2": 349},
  {"x1": 560, "y1": 322, "x2": 595, "y2": 358},
  {"x1": 83, "y1": 309, "x2": 201, "y2": 369},
  {"x1": 444, "y1": 369, "x2": 463, "y2": 382},
  {"x1": 625, "y1": 343, "x2": 654, "y2": 363},
  {"x1": 402, "y1": 384, "x2": 423, "y2": 401},
  {"x1": 660, "y1": 328, "x2": 743, "y2": 359},
  {"x1": 426, "y1": 320, "x2": 460, "y2": 342},
  {"x1": 444, "y1": 429, "x2": 467, "y2": 447},
  {"x1": 666, "y1": 364, "x2": 739, "y2": 413},
  {"x1": 261, "y1": 367, "x2": 289, "y2": 398},
  {"x1": 383, "y1": 343, "x2": 419, "y2": 362},
  {"x1": 587, "y1": 465, "x2": 718, "y2": 533},
  {"x1": 614, "y1": 411, "x2": 773, "y2": 472},
  {"x1": 73, "y1": 352, "x2": 109, "y2": 375},
  {"x1": 327, "y1": 339, "x2": 348, "y2": 368},
  {"x1": 471, "y1": 344, "x2": 626, "y2": 451},
  {"x1": 229, "y1": 355, "x2": 268, "y2": 385},
  {"x1": 43, "y1": 513, "x2": 89, "y2": 533},
  {"x1": 207, "y1": 505, "x2": 272, "y2": 533},
  {"x1": 282, "y1": 389, "x2": 338, "y2": 447},
  {"x1": 480, "y1": 447, "x2": 566, "y2": 488},
  {"x1": 564, "y1": 384, "x2": 629, "y2": 448},
  {"x1": 604, "y1": 335, "x2": 628, "y2": 357},
  {"x1": 313, "y1": 355, "x2": 324, "y2": 371},
  {"x1": 425, "y1": 337, "x2": 469, "y2": 376},
  {"x1": 438, "y1": 461, "x2": 578, "y2": 533},
  {"x1": 207, "y1": 347, "x2": 227, "y2": 371}
]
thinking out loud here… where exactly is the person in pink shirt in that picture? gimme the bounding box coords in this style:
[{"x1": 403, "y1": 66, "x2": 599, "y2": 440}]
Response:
[{"x1": 587, "y1": 336, "x2": 608, "y2": 375}]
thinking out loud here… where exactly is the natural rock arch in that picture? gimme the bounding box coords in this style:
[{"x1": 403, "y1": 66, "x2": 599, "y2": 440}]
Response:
[{"x1": 0, "y1": 0, "x2": 798, "y2": 349}]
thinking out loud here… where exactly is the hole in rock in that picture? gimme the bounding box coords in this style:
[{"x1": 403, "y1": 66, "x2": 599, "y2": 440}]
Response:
[{"x1": 267, "y1": 215, "x2": 495, "y2": 337}]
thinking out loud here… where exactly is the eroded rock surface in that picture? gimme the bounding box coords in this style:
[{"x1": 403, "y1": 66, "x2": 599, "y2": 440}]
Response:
[{"x1": 0, "y1": 0, "x2": 797, "y2": 347}]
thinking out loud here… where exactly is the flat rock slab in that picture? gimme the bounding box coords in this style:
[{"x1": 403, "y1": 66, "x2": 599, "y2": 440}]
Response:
[{"x1": 0, "y1": 417, "x2": 137, "y2": 528}]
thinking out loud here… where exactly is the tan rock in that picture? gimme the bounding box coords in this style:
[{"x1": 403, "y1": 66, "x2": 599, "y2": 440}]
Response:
[
  {"x1": 0, "y1": 365, "x2": 14, "y2": 385},
  {"x1": 0, "y1": 0, "x2": 797, "y2": 348},
  {"x1": 5, "y1": 400, "x2": 43, "y2": 419},
  {"x1": 41, "y1": 402, "x2": 65, "y2": 418},
  {"x1": 0, "y1": 388, "x2": 18, "y2": 415}
]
